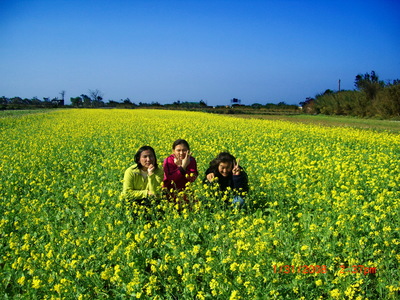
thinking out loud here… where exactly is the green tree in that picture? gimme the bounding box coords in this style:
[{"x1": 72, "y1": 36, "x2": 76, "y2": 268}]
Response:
[
  {"x1": 11, "y1": 97, "x2": 23, "y2": 104},
  {"x1": 70, "y1": 96, "x2": 83, "y2": 107},
  {"x1": 89, "y1": 89, "x2": 104, "y2": 107},
  {"x1": 31, "y1": 97, "x2": 42, "y2": 105},
  {"x1": 81, "y1": 94, "x2": 91, "y2": 107},
  {"x1": 0, "y1": 96, "x2": 9, "y2": 104},
  {"x1": 374, "y1": 83, "x2": 400, "y2": 118},
  {"x1": 354, "y1": 71, "x2": 384, "y2": 100},
  {"x1": 199, "y1": 100, "x2": 207, "y2": 107}
]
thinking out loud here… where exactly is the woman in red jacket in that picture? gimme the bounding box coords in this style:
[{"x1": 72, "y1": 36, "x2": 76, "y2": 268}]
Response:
[{"x1": 163, "y1": 139, "x2": 198, "y2": 201}]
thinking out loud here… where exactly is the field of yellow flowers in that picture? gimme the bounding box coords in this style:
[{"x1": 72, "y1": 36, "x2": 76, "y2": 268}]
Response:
[{"x1": 1, "y1": 109, "x2": 399, "y2": 299}]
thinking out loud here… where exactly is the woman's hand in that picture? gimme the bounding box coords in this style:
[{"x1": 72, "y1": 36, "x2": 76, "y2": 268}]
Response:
[
  {"x1": 148, "y1": 164, "x2": 155, "y2": 176},
  {"x1": 206, "y1": 173, "x2": 215, "y2": 182},
  {"x1": 181, "y1": 151, "x2": 191, "y2": 170},
  {"x1": 232, "y1": 159, "x2": 241, "y2": 175},
  {"x1": 174, "y1": 157, "x2": 182, "y2": 166}
]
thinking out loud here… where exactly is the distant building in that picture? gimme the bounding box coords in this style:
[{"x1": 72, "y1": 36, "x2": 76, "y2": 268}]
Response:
[
  {"x1": 51, "y1": 99, "x2": 64, "y2": 106},
  {"x1": 230, "y1": 98, "x2": 241, "y2": 106}
]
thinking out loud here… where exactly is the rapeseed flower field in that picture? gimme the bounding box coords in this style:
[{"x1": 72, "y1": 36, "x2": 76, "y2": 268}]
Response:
[{"x1": 1, "y1": 109, "x2": 399, "y2": 299}]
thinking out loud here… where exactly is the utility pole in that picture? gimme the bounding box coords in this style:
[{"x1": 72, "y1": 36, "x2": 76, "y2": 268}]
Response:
[{"x1": 338, "y1": 79, "x2": 341, "y2": 92}]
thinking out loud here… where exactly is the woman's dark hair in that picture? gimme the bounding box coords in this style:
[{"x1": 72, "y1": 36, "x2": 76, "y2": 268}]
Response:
[
  {"x1": 172, "y1": 139, "x2": 190, "y2": 150},
  {"x1": 208, "y1": 152, "x2": 236, "y2": 172},
  {"x1": 134, "y1": 146, "x2": 158, "y2": 170}
]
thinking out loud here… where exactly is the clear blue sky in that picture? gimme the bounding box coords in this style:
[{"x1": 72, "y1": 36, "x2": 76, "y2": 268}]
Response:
[{"x1": 1, "y1": 0, "x2": 399, "y2": 106}]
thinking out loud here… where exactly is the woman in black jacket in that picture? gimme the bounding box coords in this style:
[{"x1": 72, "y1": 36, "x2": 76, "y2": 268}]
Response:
[{"x1": 204, "y1": 152, "x2": 248, "y2": 207}]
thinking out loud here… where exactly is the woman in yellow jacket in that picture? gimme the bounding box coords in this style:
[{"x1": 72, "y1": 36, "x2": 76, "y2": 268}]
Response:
[{"x1": 122, "y1": 146, "x2": 164, "y2": 205}]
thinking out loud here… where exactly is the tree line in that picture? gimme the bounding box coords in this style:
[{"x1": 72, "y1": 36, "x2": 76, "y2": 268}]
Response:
[
  {"x1": 0, "y1": 88, "x2": 298, "y2": 113},
  {"x1": 301, "y1": 71, "x2": 400, "y2": 118},
  {"x1": 3, "y1": 71, "x2": 398, "y2": 118}
]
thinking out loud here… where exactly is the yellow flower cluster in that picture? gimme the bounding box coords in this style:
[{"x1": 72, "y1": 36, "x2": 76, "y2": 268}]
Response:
[{"x1": 0, "y1": 109, "x2": 399, "y2": 299}]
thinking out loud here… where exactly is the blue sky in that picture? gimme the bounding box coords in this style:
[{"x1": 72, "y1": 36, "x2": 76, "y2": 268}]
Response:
[{"x1": 1, "y1": 0, "x2": 399, "y2": 106}]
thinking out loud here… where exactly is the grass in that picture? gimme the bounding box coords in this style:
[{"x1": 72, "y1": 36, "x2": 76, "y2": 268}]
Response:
[
  {"x1": 0, "y1": 109, "x2": 54, "y2": 118},
  {"x1": 229, "y1": 114, "x2": 400, "y2": 133},
  {"x1": 2, "y1": 109, "x2": 399, "y2": 133}
]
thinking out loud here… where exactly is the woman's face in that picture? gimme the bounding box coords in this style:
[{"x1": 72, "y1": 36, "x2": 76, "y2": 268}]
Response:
[
  {"x1": 139, "y1": 150, "x2": 155, "y2": 170},
  {"x1": 218, "y1": 162, "x2": 232, "y2": 177},
  {"x1": 173, "y1": 144, "x2": 188, "y2": 160}
]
